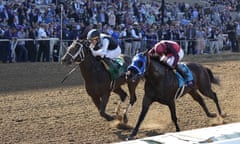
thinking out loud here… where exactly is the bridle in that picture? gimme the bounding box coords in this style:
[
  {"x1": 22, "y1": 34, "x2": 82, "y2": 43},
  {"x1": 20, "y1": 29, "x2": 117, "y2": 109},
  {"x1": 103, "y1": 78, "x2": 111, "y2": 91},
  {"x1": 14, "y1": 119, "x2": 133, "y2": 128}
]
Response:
[
  {"x1": 65, "y1": 40, "x2": 86, "y2": 63},
  {"x1": 61, "y1": 40, "x2": 88, "y2": 83}
]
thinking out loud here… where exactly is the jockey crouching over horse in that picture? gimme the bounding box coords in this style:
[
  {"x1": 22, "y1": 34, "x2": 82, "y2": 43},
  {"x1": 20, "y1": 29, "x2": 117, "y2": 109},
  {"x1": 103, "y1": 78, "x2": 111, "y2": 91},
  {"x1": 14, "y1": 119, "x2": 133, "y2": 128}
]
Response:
[
  {"x1": 87, "y1": 29, "x2": 122, "y2": 80},
  {"x1": 125, "y1": 40, "x2": 227, "y2": 140},
  {"x1": 148, "y1": 40, "x2": 194, "y2": 89}
]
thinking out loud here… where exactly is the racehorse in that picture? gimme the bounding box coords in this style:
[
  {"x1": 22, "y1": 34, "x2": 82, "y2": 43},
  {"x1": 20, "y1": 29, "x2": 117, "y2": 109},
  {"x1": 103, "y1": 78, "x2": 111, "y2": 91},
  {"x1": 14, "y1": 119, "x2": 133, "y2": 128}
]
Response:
[
  {"x1": 61, "y1": 39, "x2": 140, "y2": 122},
  {"x1": 125, "y1": 52, "x2": 226, "y2": 140}
]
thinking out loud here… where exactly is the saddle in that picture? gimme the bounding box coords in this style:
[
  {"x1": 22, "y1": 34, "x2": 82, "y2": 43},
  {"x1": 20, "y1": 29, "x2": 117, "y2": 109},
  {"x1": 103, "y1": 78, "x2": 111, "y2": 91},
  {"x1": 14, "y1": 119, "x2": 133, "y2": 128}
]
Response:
[{"x1": 100, "y1": 57, "x2": 125, "y2": 80}]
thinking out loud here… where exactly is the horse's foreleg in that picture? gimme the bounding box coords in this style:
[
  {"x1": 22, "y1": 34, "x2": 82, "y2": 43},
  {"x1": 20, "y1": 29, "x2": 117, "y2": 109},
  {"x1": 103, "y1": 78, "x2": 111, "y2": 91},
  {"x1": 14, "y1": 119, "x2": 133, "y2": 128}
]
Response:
[
  {"x1": 100, "y1": 93, "x2": 114, "y2": 121},
  {"x1": 127, "y1": 96, "x2": 152, "y2": 140},
  {"x1": 168, "y1": 101, "x2": 180, "y2": 132},
  {"x1": 189, "y1": 91, "x2": 217, "y2": 118},
  {"x1": 122, "y1": 103, "x2": 132, "y2": 123},
  {"x1": 128, "y1": 82, "x2": 138, "y2": 105}
]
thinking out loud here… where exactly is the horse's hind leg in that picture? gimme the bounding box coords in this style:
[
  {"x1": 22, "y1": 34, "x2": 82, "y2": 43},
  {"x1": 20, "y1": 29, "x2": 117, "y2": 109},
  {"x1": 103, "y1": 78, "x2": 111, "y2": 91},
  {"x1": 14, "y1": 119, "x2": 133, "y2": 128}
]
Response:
[
  {"x1": 167, "y1": 101, "x2": 180, "y2": 132},
  {"x1": 189, "y1": 90, "x2": 217, "y2": 117},
  {"x1": 199, "y1": 89, "x2": 226, "y2": 117}
]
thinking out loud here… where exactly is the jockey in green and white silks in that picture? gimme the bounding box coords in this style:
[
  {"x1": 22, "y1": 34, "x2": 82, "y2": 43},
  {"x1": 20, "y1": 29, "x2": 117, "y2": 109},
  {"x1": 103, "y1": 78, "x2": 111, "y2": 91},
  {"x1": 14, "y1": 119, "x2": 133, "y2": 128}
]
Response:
[{"x1": 87, "y1": 29, "x2": 121, "y2": 59}]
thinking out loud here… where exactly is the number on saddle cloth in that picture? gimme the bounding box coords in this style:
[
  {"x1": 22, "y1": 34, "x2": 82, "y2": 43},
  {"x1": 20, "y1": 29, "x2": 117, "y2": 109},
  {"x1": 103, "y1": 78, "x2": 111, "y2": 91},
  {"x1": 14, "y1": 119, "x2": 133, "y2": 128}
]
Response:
[
  {"x1": 105, "y1": 58, "x2": 125, "y2": 80},
  {"x1": 175, "y1": 63, "x2": 193, "y2": 88}
]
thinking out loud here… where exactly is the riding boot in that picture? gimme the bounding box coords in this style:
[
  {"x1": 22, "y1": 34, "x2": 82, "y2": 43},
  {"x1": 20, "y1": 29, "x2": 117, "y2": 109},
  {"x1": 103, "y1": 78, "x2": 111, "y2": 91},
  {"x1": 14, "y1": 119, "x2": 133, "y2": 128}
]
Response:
[
  {"x1": 176, "y1": 65, "x2": 187, "y2": 80},
  {"x1": 176, "y1": 65, "x2": 193, "y2": 87}
]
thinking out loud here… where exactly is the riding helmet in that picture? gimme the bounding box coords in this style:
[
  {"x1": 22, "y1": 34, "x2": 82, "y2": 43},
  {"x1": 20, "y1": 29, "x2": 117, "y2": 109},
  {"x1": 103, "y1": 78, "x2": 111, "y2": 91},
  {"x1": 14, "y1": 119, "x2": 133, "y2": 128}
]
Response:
[{"x1": 87, "y1": 29, "x2": 100, "y2": 40}]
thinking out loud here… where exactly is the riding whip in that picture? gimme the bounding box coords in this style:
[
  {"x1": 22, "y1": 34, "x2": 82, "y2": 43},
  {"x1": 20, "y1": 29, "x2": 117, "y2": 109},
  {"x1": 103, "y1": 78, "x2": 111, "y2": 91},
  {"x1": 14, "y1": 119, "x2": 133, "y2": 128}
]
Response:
[{"x1": 61, "y1": 64, "x2": 78, "y2": 83}]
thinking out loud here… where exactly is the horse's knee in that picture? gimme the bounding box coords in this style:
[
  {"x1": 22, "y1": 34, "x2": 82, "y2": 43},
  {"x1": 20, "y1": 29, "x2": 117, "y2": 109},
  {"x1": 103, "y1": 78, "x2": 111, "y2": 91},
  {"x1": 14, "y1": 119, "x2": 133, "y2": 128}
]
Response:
[{"x1": 115, "y1": 88, "x2": 128, "y2": 102}]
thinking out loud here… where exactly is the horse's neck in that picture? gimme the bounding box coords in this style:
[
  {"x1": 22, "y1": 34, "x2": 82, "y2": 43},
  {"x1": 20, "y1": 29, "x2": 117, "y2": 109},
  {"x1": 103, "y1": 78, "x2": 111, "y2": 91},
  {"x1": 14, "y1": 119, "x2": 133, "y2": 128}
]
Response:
[
  {"x1": 79, "y1": 57, "x2": 96, "y2": 77},
  {"x1": 79, "y1": 56, "x2": 107, "y2": 82},
  {"x1": 148, "y1": 60, "x2": 175, "y2": 80}
]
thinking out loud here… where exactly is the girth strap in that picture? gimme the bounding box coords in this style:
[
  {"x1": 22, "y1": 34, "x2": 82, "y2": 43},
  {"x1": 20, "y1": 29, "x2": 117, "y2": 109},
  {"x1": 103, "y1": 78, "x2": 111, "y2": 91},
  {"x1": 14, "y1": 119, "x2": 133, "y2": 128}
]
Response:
[{"x1": 174, "y1": 86, "x2": 185, "y2": 100}]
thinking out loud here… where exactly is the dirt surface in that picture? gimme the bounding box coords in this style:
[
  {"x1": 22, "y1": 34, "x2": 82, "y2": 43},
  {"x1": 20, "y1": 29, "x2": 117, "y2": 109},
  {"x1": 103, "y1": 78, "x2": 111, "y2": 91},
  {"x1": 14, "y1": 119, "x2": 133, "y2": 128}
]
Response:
[{"x1": 0, "y1": 52, "x2": 240, "y2": 144}]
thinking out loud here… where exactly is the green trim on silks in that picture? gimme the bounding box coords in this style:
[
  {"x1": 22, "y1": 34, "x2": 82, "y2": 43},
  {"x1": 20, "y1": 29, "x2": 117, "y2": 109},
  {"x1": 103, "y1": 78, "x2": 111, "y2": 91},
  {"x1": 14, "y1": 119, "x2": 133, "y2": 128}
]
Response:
[{"x1": 109, "y1": 58, "x2": 125, "y2": 80}]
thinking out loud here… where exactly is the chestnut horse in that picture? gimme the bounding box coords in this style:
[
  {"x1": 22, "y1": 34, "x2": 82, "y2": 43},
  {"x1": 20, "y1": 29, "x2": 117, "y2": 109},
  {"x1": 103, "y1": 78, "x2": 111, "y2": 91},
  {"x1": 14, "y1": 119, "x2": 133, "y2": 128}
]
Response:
[
  {"x1": 61, "y1": 39, "x2": 140, "y2": 122},
  {"x1": 125, "y1": 52, "x2": 226, "y2": 140}
]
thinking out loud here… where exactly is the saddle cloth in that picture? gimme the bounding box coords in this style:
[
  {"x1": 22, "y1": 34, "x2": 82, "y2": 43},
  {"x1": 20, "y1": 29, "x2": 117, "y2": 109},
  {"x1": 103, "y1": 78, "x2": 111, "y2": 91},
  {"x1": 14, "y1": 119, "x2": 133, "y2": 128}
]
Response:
[{"x1": 101, "y1": 57, "x2": 125, "y2": 80}]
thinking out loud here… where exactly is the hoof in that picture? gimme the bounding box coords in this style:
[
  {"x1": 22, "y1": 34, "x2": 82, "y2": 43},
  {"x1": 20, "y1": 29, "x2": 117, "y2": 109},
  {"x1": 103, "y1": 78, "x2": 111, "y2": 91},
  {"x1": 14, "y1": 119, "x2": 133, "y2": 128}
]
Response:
[
  {"x1": 105, "y1": 115, "x2": 114, "y2": 121},
  {"x1": 126, "y1": 136, "x2": 135, "y2": 141},
  {"x1": 114, "y1": 115, "x2": 123, "y2": 121},
  {"x1": 220, "y1": 112, "x2": 227, "y2": 118},
  {"x1": 208, "y1": 113, "x2": 217, "y2": 118}
]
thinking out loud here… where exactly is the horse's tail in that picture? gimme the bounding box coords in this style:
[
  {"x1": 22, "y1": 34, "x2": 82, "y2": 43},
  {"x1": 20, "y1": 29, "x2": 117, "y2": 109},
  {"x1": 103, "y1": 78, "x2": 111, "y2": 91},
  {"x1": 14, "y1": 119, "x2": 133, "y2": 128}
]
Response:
[{"x1": 206, "y1": 67, "x2": 220, "y2": 85}]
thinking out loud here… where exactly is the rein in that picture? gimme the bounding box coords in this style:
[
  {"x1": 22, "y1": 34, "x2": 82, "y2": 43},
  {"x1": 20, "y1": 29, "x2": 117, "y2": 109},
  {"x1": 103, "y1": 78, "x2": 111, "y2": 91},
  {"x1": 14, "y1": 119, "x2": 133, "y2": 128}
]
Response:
[{"x1": 61, "y1": 64, "x2": 78, "y2": 83}]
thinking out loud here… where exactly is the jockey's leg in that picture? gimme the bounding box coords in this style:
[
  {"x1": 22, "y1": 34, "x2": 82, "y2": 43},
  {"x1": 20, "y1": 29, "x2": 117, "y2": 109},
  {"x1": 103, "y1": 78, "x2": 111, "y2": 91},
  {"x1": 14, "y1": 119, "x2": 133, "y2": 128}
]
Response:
[{"x1": 176, "y1": 65, "x2": 193, "y2": 87}]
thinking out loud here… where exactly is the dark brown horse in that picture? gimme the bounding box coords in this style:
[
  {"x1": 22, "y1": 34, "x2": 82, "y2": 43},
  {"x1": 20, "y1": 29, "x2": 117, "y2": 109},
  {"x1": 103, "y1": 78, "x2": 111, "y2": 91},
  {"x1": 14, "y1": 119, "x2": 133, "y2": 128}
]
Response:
[
  {"x1": 61, "y1": 39, "x2": 140, "y2": 122},
  {"x1": 125, "y1": 52, "x2": 226, "y2": 140}
]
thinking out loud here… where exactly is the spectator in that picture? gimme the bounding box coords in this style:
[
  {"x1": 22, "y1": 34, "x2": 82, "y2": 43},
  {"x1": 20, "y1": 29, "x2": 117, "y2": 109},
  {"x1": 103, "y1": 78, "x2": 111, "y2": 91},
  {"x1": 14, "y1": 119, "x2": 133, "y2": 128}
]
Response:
[
  {"x1": 195, "y1": 27, "x2": 206, "y2": 54},
  {"x1": 15, "y1": 26, "x2": 28, "y2": 62},
  {"x1": 121, "y1": 25, "x2": 133, "y2": 57},
  {"x1": 1, "y1": 25, "x2": 17, "y2": 63},
  {"x1": 37, "y1": 23, "x2": 50, "y2": 62},
  {"x1": 236, "y1": 21, "x2": 240, "y2": 51},
  {"x1": 26, "y1": 26, "x2": 37, "y2": 62},
  {"x1": 185, "y1": 23, "x2": 197, "y2": 55},
  {"x1": 146, "y1": 26, "x2": 158, "y2": 50},
  {"x1": 226, "y1": 18, "x2": 238, "y2": 52},
  {"x1": 131, "y1": 22, "x2": 142, "y2": 57},
  {"x1": 208, "y1": 26, "x2": 219, "y2": 54}
]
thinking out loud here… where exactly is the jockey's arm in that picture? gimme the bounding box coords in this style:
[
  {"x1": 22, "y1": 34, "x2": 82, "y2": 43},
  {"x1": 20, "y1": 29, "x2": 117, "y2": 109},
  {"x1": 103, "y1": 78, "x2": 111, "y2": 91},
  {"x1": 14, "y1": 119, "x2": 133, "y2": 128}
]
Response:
[
  {"x1": 166, "y1": 44, "x2": 179, "y2": 68},
  {"x1": 92, "y1": 38, "x2": 109, "y2": 58}
]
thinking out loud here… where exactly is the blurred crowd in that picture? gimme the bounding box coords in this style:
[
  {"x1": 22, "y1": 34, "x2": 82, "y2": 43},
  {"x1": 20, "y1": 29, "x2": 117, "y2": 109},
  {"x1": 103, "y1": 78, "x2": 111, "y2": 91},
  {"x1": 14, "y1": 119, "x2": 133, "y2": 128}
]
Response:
[{"x1": 0, "y1": 0, "x2": 240, "y2": 63}]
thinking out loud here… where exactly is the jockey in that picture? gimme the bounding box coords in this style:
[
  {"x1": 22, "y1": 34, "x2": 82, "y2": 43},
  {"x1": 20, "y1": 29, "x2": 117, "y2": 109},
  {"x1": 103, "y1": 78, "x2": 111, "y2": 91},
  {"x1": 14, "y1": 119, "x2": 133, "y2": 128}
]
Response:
[
  {"x1": 148, "y1": 40, "x2": 193, "y2": 87},
  {"x1": 87, "y1": 29, "x2": 121, "y2": 59}
]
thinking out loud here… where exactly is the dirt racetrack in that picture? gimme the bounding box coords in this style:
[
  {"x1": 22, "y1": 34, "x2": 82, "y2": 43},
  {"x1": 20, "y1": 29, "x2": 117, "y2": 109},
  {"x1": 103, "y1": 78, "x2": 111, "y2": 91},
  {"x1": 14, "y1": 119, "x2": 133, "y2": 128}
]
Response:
[{"x1": 0, "y1": 52, "x2": 240, "y2": 144}]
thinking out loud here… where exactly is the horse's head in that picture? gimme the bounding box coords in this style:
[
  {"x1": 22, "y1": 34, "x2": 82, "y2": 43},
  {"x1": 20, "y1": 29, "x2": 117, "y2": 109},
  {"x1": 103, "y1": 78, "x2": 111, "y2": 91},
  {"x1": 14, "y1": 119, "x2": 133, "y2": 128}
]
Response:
[
  {"x1": 61, "y1": 39, "x2": 90, "y2": 65},
  {"x1": 126, "y1": 52, "x2": 148, "y2": 82}
]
